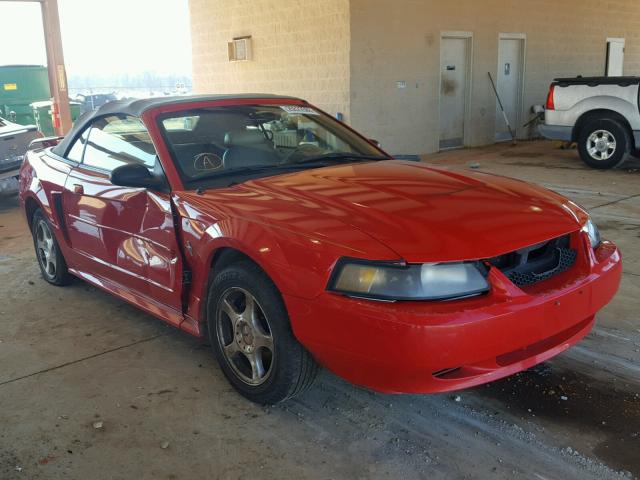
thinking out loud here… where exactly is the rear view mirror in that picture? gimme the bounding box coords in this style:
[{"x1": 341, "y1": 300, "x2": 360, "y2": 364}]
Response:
[
  {"x1": 368, "y1": 138, "x2": 381, "y2": 147},
  {"x1": 111, "y1": 163, "x2": 165, "y2": 190}
]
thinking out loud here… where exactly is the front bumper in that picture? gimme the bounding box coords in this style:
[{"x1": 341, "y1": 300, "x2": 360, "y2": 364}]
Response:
[{"x1": 286, "y1": 237, "x2": 622, "y2": 394}]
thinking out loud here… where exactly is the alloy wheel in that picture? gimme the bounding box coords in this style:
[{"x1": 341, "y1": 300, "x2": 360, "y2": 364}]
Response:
[
  {"x1": 586, "y1": 129, "x2": 616, "y2": 161},
  {"x1": 36, "y1": 219, "x2": 57, "y2": 278},
  {"x1": 216, "y1": 287, "x2": 275, "y2": 386}
]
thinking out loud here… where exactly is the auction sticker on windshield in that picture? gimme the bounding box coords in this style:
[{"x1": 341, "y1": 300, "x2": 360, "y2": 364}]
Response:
[{"x1": 280, "y1": 105, "x2": 319, "y2": 115}]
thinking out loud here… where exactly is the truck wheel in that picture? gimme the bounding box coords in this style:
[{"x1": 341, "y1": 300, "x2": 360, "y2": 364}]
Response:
[
  {"x1": 31, "y1": 209, "x2": 72, "y2": 286},
  {"x1": 577, "y1": 118, "x2": 630, "y2": 169},
  {"x1": 206, "y1": 260, "x2": 318, "y2": 404}
]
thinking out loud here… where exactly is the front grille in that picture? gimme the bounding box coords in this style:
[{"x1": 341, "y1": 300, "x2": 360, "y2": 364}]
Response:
[{"x1": 489, "y1": 235, "x2": 577, "y2": 288}]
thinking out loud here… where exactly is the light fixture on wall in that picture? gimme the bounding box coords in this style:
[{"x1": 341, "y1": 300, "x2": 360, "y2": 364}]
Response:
[{"x1": 228, "y1": 36, "x2": 253, "y2": 62}]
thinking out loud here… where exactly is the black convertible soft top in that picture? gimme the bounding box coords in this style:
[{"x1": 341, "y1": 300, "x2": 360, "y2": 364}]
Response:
[{"x1": 52, "y1": 93, "x2": 301, "y2": 157}]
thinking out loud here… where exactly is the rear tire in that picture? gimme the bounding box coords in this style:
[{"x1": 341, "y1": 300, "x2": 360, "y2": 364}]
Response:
[
  {"x1": 31, "y1": 209, "x2": 72, "y2": 286},
  {"x1": 577, "y1": 118, "x2": 630, "y2": 169},
  {"x1": 207, "y1": 260, "x2": 318, "y2": 404}
]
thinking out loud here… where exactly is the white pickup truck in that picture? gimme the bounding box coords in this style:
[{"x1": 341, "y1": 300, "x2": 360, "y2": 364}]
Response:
[
  {"x1": 0, "y1": 116, "x2": 39, "y2": 182},
  {"x1": 539, "y1": 76, "x2": 640, "y2": 169}
]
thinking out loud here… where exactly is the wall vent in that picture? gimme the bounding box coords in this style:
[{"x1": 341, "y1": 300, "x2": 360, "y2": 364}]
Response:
[{"x1": 228, "y1": 37, "x2": 252, "y2": 62}]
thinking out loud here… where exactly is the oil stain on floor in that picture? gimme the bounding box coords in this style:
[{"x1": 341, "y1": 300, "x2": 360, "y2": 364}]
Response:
[{"x1": 476, "y1": 363, "x2": 640, "y2": 476}]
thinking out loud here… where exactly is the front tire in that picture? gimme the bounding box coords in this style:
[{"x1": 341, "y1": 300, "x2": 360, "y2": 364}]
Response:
[
  {"x1": 31, "y1": 209, "x2": 72, "y2": 286},
  {"x1": 577, "y1": 118, "x2": 630, "y2": 169},
  {"x1": 207, "y1": 261, "x2": 318, "y2": 404}
]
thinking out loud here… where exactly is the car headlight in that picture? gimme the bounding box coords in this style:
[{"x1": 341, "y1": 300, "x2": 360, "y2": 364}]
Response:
[
  {"x1": 328, "y1": 259, "x2": 490, "y2": 301},
  {"x1": 582, "y1": 218, "x2": 601, "y2": 249}
]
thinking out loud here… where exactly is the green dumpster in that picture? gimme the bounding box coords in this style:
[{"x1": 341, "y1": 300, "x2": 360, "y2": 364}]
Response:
[
  {"x1": 31, "y1": 100, "x2": 82, "y2": 137},
  {"x1": 0, "y1": 65, "x2": 50, "y2": 126}
]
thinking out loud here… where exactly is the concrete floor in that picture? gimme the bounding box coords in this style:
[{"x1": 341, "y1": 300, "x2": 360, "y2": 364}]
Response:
[{"x1": 0, "y1": 140, "x2": 638, "y2": 479}]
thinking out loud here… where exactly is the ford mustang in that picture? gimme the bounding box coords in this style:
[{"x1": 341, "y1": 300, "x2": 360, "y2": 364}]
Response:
[{"x1": 18, "y1": 95, "x2": 622, "y2": 404}]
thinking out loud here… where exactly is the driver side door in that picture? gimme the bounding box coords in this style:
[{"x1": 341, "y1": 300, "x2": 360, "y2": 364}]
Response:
[{"x1": 61, "y1": 115, "x2": 184, "y2": 325}]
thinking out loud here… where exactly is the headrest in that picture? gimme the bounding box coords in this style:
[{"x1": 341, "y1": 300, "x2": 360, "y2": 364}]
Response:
[{"x1": 224, "y1": 130, "x2": 268, "y2": 147}]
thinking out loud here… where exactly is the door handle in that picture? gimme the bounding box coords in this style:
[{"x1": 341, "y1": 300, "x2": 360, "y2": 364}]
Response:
[{"x1": 73, "y1": 184, "x2": 84, "y2": 194}]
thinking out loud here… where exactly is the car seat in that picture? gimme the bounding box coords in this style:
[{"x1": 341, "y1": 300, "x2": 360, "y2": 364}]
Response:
[{"x1": 222, "y1": 130, "x2": 280, "y2": 169}]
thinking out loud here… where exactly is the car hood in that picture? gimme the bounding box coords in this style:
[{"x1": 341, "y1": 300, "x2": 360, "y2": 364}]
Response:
[{"x1": 186, "y1": 161, "x2": 587, "y2": 263}]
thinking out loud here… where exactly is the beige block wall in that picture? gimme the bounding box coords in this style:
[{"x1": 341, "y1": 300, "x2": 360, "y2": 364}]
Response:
[
  {"x1": 189, "y1": 0, "x2": 351, "y2": 118},
  {"x1": 350, "y1": 0, "x2": 640, "y2": 154}
]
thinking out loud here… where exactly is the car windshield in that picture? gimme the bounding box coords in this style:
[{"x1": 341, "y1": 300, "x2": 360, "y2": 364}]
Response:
[{"x1": 158, "y1": 104, "x2": 389, "y2": 189}]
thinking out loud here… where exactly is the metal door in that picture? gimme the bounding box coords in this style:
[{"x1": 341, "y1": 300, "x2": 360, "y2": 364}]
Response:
[
  {"x1": 606, "y1": 39, "x2": 625, "y2": 76},
  {"x1": 495, "y1": 37, "x2": 524, "y2": 141},
  {"x1": 439, "y1": 37, "x2": 470, "y2": 149}
]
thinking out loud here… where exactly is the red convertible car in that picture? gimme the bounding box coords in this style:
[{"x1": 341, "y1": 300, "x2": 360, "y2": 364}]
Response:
[{"x1": 19, "y1": 95, "x2": 622, "y2": 404}]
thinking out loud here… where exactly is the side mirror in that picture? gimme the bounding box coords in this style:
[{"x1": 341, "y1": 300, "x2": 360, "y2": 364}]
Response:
[
  {"x1": 368, "y1": 138, "x2": 381, "y2": 147},
  {"x1": 110, "y1": 163, "x2": 165, "y2": 190}
]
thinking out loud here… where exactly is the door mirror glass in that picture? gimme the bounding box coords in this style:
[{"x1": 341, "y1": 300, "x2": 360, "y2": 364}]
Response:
[{"x1": 111, "y1": 164, "x2": 164, "y2": 190}]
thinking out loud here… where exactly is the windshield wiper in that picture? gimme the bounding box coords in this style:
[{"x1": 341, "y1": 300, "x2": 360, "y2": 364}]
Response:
[{"x1": 292, "y1": 152, "x2": 390, "y2": 165}]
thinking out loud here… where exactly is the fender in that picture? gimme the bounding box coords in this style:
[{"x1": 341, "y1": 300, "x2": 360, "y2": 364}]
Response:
[
  {"x1": 198, "y1": 218, "x2": 325, "y2": 298},
  {"x1": 575, "y1": 96, "x2": 639, "y2": 128},
  {"x1": 177, "y1": 210, "x2": 401, "y2": 327},
  {"x1": 19, "y1": 150, "x2": 74, "y2": 250},
  {"x1": 180, "y1": 214, "x2": 324, "y2": 324}
]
